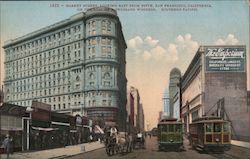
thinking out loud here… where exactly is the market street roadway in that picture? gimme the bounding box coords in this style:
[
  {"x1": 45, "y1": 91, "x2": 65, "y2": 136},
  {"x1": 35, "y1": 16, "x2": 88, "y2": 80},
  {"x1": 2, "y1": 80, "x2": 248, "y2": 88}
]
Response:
[{"x1": 66, "y1": 136, "x2": 250, "y2": 159}]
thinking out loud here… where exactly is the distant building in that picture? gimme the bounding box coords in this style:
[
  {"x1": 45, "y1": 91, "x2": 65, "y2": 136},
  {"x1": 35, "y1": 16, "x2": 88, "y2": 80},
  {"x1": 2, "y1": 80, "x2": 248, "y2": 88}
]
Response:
[
  {"x1": 248, "y1": 91, "x2": 250, "y2": 106},
  {"x1": 181, "y1": 45, "x2": 250, "y2": 142},
  {"x1": 2, "y1": 7, "x2": 127, "y2": 128},
  {"x1": 169, "y1": 68, "x2": 181, "y2": 117},
  {"x1": 162, "y1": 88, "x2": 170, "y2": 116},
  {"x1": 173, "y1": 90, "x2": 181, "y2": 120},
  {"x1": 158, "y1": 111, "x2": 163, "y2": 122},
  {"x1": 0, "y1": 85, "x2": 3, "y2": 106},
  {"x1": 138, "y1": 103, "x2": 145, "y2": 132},
  {"x1": 129, "y1": 86, "x2": 143, "y2": 132},
  {"x1": 126, "y1": 88, "x2": 135, "y2": 128}
]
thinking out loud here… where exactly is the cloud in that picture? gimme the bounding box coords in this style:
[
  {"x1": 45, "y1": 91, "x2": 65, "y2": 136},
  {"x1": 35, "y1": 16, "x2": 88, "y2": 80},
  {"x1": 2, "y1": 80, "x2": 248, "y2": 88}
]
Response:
[
  {"x1": 144, "y1": 36, "x2": 159, "y2": 47},
  {"x1": 175, "y1": 33, "x2": 199, "y2": 54},
  {"x1": 127, "y1": 36, "x2": 143, "y2": 54},
  {"x1": 215, "y1": 34, "x2": 239, "y2": 45},
  {"x1": 127, "y1": 33, "x2": 199, "y2": 65}
]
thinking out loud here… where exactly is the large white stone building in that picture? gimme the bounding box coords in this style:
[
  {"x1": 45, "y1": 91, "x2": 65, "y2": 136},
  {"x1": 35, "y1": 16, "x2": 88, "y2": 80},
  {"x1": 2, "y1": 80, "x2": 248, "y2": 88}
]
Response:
[{"x1": 3, "y1": 7, "x2": 127, "y2": 127}]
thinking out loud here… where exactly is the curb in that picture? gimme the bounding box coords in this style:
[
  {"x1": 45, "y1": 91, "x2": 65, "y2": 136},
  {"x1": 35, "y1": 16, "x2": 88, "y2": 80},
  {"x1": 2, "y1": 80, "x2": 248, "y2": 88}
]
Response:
[{"x1": 49, "y1": 145, "x2": 105, "y2": 159}]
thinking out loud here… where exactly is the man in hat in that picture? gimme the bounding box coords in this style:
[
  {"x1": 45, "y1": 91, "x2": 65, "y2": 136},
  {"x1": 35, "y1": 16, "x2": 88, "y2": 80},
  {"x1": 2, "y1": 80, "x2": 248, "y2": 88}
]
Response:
[
  {"x1": 2, "y1": 134, "x2": 11, "y2": 159},
  {"x1": 110, "y1": 126, "x2": 118, "y2": 144}
]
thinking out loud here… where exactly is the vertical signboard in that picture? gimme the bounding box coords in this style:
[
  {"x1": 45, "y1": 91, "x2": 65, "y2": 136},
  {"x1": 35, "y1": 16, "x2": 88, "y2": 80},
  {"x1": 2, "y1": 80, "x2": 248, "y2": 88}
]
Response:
[{"x1": 205, "y1": 46, "x2": 246, "y2": 72}]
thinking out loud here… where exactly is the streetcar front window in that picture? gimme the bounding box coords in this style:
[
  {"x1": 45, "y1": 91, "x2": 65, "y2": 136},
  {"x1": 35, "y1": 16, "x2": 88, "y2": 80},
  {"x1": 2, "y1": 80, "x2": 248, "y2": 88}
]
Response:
[
  {"x1": 214, "y1": 123, "x2": 222, "y2": 132},
  {"x1": 168, "y1": 124, "x2": 174, "y2": 132},
  {"x1": 206, "y1": 123, "x2": 213, "y2": 132},
  {"x1": 223, "y1": 123, "x2": 230, "y2": 132},
  {"x1": 159, "y1": 125, "x2": 167, "y2": 132},
  {"x1": 162, "y1": 125, "x2": 168, "y2": 132},
  {"x1": 175, "y1": 124, "x2": 182, "y2": 132}
]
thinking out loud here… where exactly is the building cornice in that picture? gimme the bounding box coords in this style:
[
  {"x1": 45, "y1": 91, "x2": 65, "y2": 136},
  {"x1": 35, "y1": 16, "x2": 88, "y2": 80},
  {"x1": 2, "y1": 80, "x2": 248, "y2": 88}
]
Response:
[{"x1": 3, "y1": 7, "x2": 119, "y2": 49}]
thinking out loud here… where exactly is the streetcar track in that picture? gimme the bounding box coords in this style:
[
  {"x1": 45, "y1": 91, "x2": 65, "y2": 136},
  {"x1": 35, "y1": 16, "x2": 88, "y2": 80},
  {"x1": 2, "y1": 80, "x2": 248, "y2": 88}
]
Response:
[{"x1": 211, "y1": 153, "x2": 243, "y2": 159}]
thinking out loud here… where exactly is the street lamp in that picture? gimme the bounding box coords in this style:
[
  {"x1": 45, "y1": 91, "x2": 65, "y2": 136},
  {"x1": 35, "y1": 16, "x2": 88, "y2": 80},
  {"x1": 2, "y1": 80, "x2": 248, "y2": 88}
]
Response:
[
  {"x1": 24, "y1": 105, "x2": 33, "y2": 151},
  {"x1": 80, "y1": 101, "x2": 86, "y2": 117}
]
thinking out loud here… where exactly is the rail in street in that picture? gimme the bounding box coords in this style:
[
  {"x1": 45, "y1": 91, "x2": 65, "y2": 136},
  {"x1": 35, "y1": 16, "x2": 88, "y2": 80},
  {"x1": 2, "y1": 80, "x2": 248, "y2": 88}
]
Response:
[{"x1": 67, "y1": 137, "x2": 250, "y2": 159}]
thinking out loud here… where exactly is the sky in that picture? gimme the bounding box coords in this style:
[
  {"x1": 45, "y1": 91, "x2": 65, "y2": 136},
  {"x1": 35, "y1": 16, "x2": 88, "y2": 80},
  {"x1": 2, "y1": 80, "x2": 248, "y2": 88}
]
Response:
[{"x1": 0, "y1": 0, "x2": 249, "y2": 130}]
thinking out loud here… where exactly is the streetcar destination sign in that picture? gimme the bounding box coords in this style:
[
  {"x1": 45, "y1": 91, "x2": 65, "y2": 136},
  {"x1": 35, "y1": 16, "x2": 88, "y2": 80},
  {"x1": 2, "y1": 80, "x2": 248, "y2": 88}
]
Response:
[{"x1": 205, "y1": 47, "x2": 245, "y2": 72}]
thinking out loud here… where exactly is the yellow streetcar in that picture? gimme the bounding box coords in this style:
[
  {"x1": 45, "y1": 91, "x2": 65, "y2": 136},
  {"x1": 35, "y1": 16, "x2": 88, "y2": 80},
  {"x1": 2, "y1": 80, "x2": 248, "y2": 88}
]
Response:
[{"x1": 189, "y1": 116, "x2": 231, "y2": 153}]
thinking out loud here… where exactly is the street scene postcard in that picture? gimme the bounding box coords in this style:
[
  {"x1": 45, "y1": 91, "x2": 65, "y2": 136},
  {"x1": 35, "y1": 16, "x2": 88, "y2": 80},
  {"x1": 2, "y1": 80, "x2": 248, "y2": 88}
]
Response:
[{"x1": 0, "y1": 0, "x2": 250, "y2": 159}]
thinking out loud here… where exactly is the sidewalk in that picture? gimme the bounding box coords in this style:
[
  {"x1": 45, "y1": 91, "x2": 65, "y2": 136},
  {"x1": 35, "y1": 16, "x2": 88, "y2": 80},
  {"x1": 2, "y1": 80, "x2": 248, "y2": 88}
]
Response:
[
  {"x1": 1, "y1": 141, "x2": 104, "y2": 159},
  {"x1": 231, "y1": 140, "x2": 250, "y2": 149}
]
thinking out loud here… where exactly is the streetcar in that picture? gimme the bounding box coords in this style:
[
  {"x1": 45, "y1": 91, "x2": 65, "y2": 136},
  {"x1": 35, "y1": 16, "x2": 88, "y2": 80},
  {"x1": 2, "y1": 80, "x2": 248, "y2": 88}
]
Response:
[
  {"x1": 157, "y1": 118, "x2": 183, "y2": 151},
  {"x1": 189, "y1": 116, "x2": 231, "y2": 152}
]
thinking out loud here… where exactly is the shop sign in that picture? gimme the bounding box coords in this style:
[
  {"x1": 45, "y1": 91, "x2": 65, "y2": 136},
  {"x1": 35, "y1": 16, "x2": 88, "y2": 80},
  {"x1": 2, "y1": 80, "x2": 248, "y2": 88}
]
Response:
[{"x1": 205, "y1": 47, "x2": 245, "y2": 72}]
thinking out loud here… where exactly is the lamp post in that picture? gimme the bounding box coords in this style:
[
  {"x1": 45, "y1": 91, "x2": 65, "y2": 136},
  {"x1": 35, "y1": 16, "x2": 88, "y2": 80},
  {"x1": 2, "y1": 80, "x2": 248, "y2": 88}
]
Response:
[
  {"x1": 25, "y1": 106, "x2": 33, "y2": 150},
  {"x1": 81, "y1": 101, "x2": 85, "y2": 117}
]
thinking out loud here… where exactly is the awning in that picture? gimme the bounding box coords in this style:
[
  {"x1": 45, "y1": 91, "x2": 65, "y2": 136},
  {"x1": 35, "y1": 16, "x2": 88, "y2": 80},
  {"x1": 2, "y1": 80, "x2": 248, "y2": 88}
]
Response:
[
  {"x1": 31, "y1": 126, "x2": 58, "y2": 131},
  {"x1": 94, "y1": 125, "x2": 104, "y2": 134},
  {"x1": 1, "y1": 127, "x2": 23, "y2": 131}
]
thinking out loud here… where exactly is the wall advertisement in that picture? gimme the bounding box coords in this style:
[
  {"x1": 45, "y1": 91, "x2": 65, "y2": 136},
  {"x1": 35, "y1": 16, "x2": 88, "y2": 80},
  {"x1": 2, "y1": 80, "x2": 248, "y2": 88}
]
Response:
[{"x1": 205, "y1": 46, "x2": 246, "y2": 72}]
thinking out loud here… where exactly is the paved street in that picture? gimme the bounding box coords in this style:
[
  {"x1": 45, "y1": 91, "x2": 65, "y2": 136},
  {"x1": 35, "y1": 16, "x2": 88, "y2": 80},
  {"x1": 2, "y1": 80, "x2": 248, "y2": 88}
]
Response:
[
  {"x1": 67, "y1": 137, "x2": 250, "y2": 159},
  {"x1": 0, "y1": 141, "x2": 104, "y2": 159},
  {"x1": 1, "y1": 136, "x2": 250, "y2": 159}
]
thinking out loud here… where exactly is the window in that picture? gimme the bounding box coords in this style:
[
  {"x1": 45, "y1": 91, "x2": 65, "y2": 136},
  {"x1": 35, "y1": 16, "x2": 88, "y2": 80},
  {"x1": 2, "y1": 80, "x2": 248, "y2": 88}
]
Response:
[
  {"x1": 102, "y1": 100, "x2": 107, "y2": 106},
  {"x1": 168, "y1": 125, "x2": 174, "y2": 132},
  {"x1": 223, "y1": 123, "x2": 230, "y2": 133},
  {"x1": 91, "y1": 39, "x2": 96, "y2": 45},
  {"x1": 104, "y1": 73, "x2": 110, "y2": 79},
  {"x1": 102, "y1": 46, "x2": 106, "y2": 54},
  {"x1": 214, "y1": 123, "x2": 221, "y2": 132},
  {"x1": 192, "y1": 110, "x2": 199, "y2": 122},
  {"x1": 93, "y1": 100, "x2": 96, "y2": 106},
  {"x1": 206, "y1": 123, "x2": 213, "y2": 132}
]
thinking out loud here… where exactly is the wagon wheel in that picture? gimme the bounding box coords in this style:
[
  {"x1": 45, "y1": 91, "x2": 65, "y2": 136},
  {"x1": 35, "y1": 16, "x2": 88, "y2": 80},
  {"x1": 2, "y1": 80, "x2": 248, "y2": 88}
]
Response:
[
  {"x1": 115, "y1": 144, "x2": 119, "y2": 154},
  {"x1": 106, "y1": 146, "x2": 112, "y2": 156},
  {"x1": 111, "y1": 145, "x2": 116, "y2": 155}
]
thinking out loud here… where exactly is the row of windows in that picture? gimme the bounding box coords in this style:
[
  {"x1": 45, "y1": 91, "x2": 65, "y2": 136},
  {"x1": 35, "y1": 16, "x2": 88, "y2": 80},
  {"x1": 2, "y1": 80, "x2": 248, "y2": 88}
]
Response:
[
  {"x1": 5, "y1": 18, "x2": 117, "y2": 63},
  {"x1": 11, "y1": 42, "x2": 81, "y2": 67},
  {"x1": 13, "y1": 79, "x2": 71, "y2": 93},
  {"x1": 87, "y1": 100, "x2": 112, "y2": 107},
  {"x1": 9, "y1": 71, "x2": 114, "y2": 94},
  {"x1": 87, "y1": 37, "x2": 112, "y2": 46},
  {"x1": 12, "y1": 71, "x2": 70, "y2": 86},
  {"x1": 87, "y1": 20, "x2": 112, "y2": 36},
  {"x1": 6, "y1": 33, "x2": 82, "y2": 62},
  {"x1": 7, "y1": 24, "x2": 82, "y2": 53},
  {"x1": 11, "y1": 92, "x2": 83, "y2": 103}
]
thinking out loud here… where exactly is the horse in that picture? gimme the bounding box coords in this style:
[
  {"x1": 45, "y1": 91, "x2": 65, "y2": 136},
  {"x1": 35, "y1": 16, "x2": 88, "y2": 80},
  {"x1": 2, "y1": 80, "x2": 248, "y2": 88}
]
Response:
[{"x1": 117, "y1": 132, "x2": 133, "y2": 153}]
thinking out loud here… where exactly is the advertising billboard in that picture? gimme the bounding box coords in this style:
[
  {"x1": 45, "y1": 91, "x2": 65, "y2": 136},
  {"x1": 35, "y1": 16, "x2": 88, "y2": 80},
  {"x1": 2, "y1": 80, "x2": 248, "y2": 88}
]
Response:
[{"x1": 205, "y1": 46, "x2": 246, "y2": 72}]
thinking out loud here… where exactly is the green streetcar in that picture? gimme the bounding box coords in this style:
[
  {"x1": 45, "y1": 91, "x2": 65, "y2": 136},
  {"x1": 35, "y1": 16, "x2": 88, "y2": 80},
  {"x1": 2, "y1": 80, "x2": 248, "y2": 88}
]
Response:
[{"x1": 157, "y1": 118, "x2": 183, "y2": 151}]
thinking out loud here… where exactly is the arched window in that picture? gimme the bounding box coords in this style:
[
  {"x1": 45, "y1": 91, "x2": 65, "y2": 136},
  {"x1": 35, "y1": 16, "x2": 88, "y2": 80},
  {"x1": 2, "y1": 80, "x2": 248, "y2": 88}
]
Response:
[
  {"x1": 89, "y1": 73, "x2": 94, "y2": 79},
  {"x1": 104, "y1": 72, "x2": 110, "y2": 79},
  {"x1": 76, "y1": 75, "x2": 80, "y2": 81}
]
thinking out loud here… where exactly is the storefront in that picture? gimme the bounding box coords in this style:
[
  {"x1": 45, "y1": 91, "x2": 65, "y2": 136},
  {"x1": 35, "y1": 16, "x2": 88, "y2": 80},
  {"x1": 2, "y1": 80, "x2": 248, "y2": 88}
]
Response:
[{"x1": 0, "y1": 103, "x2": 27, "y2": 153}]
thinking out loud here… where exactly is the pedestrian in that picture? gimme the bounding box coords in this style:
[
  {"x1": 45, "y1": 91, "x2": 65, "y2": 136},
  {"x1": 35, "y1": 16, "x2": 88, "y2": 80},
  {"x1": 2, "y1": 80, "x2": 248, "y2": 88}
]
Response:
[{"x1": 2, "y1": 134, "x2": 11, "y2": 159}]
